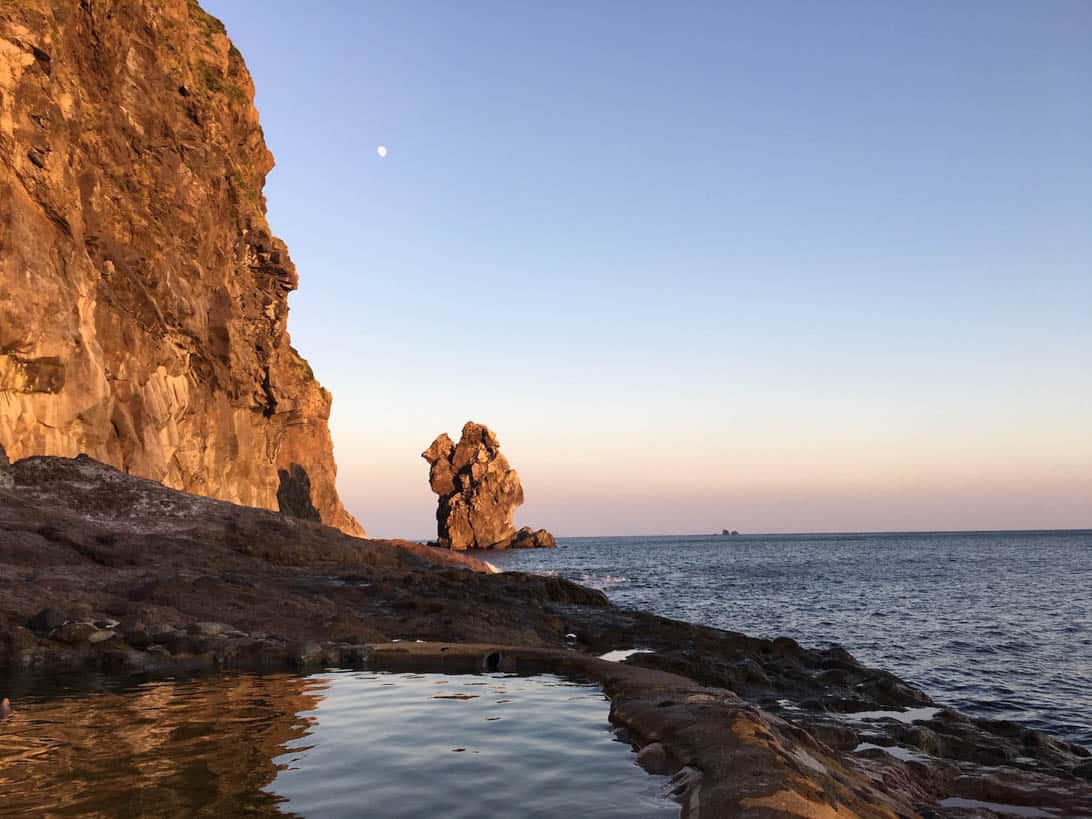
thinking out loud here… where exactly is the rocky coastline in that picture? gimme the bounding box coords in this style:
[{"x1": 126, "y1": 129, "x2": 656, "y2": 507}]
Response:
[
  {"x1": 2, "y1": 450, "x2": 1090, "y2": 817},
  {"x1": 1, "y1": 2, "x2": 1089, "y2": 816}
]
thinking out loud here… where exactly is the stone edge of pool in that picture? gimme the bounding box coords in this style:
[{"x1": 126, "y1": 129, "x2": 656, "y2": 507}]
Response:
[{"x1": 363, "y1": 641, "x2": 915, "y2": 819}]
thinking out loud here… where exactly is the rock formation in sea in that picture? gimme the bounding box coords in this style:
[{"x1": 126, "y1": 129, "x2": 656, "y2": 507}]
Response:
[
  {"x1": 422, "y1": 422, "x2": 555, "y2": 550},
  {"x1": 0, "y1": 0, "x2": 361, "y2": 534}
]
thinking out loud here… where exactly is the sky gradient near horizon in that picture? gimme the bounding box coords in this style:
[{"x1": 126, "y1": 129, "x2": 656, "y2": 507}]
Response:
[{"x1": 202, "y1": 0, "x2": 1091, "y2": 538}]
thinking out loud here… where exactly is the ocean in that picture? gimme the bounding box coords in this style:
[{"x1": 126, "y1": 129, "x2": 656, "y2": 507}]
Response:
[{"x1": 486, "y1": 529, "x2": 1092, "y2": 747}]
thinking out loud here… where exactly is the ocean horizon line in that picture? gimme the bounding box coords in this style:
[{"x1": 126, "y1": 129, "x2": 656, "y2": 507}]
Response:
[{"x1": 395, "y1": 526, "x2": 1092, "y2": 543}]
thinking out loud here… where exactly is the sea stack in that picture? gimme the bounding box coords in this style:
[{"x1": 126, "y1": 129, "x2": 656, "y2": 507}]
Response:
[
  {"x1": 422, "y1": 422, "x2": 555, "y2": 550},
  {"x1": 0, "y1": 0, "x2": 361, "y2": 535}
]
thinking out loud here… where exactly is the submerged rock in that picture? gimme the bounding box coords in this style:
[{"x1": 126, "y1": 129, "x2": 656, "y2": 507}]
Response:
[{"x1": 421, "y1": 422, "x2": 554, "y2": 550}]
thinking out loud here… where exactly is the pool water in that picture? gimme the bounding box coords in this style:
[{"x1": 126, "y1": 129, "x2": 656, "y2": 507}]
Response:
[{"x1": 0, "y1": 670, "x2": 677, "y2": 818}]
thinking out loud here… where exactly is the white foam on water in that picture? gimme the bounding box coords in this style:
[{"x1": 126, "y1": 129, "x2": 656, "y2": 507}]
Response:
[
  {"x1": 598, "y1": 649, "x2": 654, "y2": 663},
  {"x1": 843, "y1": 706, "x2": 939, "y2": 724},
  {"x1": 853, "y1": 742, "x2": 930, "y2": 763}
]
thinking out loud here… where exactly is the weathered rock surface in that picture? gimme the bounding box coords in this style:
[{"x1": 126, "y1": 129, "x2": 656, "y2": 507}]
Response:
[
  {"x1": 0, "y1": 0, "x2": 361, "y2": 534},
  {"x1": 504, "y1": 525, "x2": 557, "y2": 549},
  {"x1": 422, "y1": 422, "x2": 554, "y2": 550}
]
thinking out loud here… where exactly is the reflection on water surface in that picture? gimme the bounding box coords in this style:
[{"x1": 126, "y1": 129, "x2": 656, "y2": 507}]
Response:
[{"x1": 0, "y1": 671, "x2": 675, "y2": 818}]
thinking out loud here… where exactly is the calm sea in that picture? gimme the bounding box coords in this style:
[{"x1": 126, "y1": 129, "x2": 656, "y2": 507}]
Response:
[{"x1": 487, "y1": 530, "x2": 1092, "y2": 747}]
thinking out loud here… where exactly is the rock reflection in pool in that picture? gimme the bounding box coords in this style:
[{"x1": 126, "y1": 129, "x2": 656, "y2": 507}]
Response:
[
  {"x1": 269, "y1": 671, "x2": 677, "y2": 818},
  {"x1": 0, "y1": 671, "x2": 676, "y2": 818}
]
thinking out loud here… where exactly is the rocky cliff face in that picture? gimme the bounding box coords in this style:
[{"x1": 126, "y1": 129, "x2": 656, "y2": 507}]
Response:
[
  {"x1": 422, "y1": 422, "x2": 554, "y2": 550},
  {"x1": 0, "y1": 0, "x2": 361, "y2": 534}
]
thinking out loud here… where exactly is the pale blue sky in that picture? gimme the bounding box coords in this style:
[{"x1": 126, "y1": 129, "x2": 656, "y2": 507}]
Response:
[{"x1": 203, "y1": 1, "x2": 1091, "y2": 537}]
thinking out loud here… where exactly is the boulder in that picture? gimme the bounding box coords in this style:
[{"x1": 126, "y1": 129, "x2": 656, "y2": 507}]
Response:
[
  {"x1": 0, "y1": 443, "x2": 11, "y2": 490},
  {"x1": 27, "y1": 607, "x2": 66, "y2": 634},
  {"x1": 500, "y1": 527, "x2": 557, "y2": 550},
  {"x1": 421, "y1": 423, "x2": 555, "y2": 550}
]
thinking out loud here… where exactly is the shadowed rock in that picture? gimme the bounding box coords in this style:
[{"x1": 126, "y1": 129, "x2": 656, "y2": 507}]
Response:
[
  {"x1": 276, "y1": 464, "x2": 321, "y2": 522},
  {"x1": 422, "y1": 422, "x2": 554, "y2": 550},
  {"x1": 0, "y1": 443, "x2": 11, "y2": 490}
]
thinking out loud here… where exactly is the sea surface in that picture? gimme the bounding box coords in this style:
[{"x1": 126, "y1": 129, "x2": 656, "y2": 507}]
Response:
[
  {"x1": 487, "y1": 530, "x2": 1092, "y2": 747},
  {"x1": 0, "y1": 670, "x2": 675, "y2": 817}
]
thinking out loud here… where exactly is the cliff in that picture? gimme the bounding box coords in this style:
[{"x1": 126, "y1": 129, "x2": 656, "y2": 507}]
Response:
[{"x1": 0, "y1": 0, "x2": 361, "y2": 534}]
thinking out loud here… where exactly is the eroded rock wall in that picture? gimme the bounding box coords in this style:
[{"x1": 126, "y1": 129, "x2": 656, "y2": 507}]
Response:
[{"x1": 0, "y1": 0, "x2": 361, "y2": 534}]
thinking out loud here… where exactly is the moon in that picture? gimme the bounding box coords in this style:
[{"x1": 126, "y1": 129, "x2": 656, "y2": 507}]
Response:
[{"x1": 376, "y1": 145, "x2": 388, "y2": 158}]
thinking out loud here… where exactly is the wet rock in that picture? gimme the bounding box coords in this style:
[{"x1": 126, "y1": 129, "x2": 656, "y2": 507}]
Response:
[
  {"x1": 422, "y1": 422, "x2": 554, "y2": 550},
  {"x1": 635, "y1": 741, "x2": 677, "y2": 775},
  {"x1": 500, "y1": 527, "x2": 557, "y2": 549},
  {"x1": 52, "y1": 622, "x2": 99, "y2": 645},
  {"x1": 288, "y1": 641, "x2": 325, "y2": 667},
  {"x1": 806, "y1": 720, "x2": 861, "y2": 751},
  {"x1": 122, "y1": 626, "x2": 151, "y2": 650},
  {"x1": 733, "y1": 657, "x2": 770, "y2": 686},
  {"x1": 899, "y1": 724, "x2": 944, "y2": 756},
  {"x1": 27, "y1": 607, "x2": 66, "y2": 634}
]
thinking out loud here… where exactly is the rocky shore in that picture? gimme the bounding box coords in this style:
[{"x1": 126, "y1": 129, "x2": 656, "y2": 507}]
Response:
[
  {"x1": 1, "y1": 3, "x2": 1089, "y2": 816},
  {"x1": 2, "y1": 451, "x2": 1090, "y2": 817}
]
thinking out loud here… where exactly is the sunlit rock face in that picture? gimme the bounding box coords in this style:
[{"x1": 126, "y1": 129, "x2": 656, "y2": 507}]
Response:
[
  {"x1": 0, "y1": 1, "x2": 361, "y2": 534},
  {"x1": 422, "y1": 422, "x2": 554, "y2": 550}
]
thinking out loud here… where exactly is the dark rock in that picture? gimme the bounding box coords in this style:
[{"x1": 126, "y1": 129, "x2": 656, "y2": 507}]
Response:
[
  {"x1": 276, "y1": 465, "x2": 322, "y2": 522},
  {"x1": 52, "y1": 622, "x2": 99, "y2": 645},
  {"x1": 500, "y1": 526, "x2": 557, "y2": 549},
  {"x1": 806, "y1": 721, "x2": 861, "y2": 751},
  {"x1": 0, "y1": 443, "x2": 12, "y2": 490},
  {"x1": 123, "y1": 627, "x2": 151, "y2": 650},
  {"x1": 27, "y1": 607, "x2": 66, "y2": 634}
]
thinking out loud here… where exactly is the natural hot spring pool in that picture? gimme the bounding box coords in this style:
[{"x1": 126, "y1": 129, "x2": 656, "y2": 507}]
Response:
[{"x1": 0, "y1": 670, "x2": 678, "y2": 817}]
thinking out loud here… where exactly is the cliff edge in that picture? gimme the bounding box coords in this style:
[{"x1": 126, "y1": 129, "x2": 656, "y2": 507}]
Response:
[{"x1": 0, "y1": 0, "x2": 361, "y2": 534}]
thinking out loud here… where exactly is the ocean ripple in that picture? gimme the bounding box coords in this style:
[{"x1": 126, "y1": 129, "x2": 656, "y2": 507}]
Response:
[{"x1": 489, "y1": 530, "x2": 1092, "y2": 747}]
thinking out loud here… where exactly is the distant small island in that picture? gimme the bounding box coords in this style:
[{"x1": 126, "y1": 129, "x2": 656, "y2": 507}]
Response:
[{"x1": 720, "y1": 529, "x2": 740, "y2": 536}]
